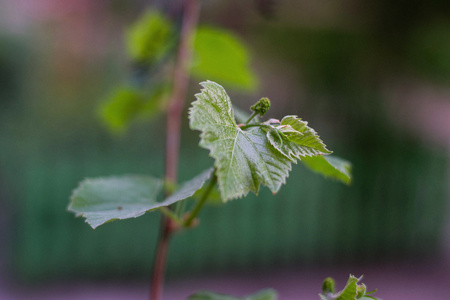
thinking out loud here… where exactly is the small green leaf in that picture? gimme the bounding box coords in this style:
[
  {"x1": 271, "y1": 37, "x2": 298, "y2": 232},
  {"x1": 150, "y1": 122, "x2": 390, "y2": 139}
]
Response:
[
  {"x1": 126, "y1": 10, "x2": 174, "y2": 63},
  {"x1": 301, "y1": 155, "x2": 352, "y2": 185},
  {"x1": 192, "y1": 26, "x2": 257, "y2": 90},
  {"x1": 188, "y1": 291, "x2": 236, "y2": 300},
  {"x1": 335, "y1": 275, "x2": 359, "y2": 300},
  {"x1": 265, "y1": 116, "x2": 331, "y2": 161},
  {"x1": 319, "y1": 275, "x2": 379, "y2": 300},
  {"x1": 189, "y1": 81, "x2": 293, "y2": 201},
  {"x1": 68, "y1": 176, "x2": 163, "y2": 229},
  {"x1": 188, "y1": 289, "x2": 277, "y2": 300}
]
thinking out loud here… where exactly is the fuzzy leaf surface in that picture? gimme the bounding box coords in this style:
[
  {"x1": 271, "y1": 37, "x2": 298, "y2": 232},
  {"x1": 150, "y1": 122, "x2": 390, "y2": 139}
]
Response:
[
  {"x1": 265, "y1": 116, "x2": 331, "y2": 161},
  {"x1": 189, "y1": 81, "x2": 292, "y2": 201},
  {"x1": 188, "y1": 289, "x2": 277, "y2": 300},
  {"x1": 301, "y1": 155, "x2": 352, "y2": 184}
]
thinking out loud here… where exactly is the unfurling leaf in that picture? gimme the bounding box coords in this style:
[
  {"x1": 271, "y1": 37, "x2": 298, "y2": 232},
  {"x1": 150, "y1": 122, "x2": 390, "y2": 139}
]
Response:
[
  {"x1": 264, "y1": 116, "x2": 331, "y2": 160},
  {"x1": 189, "y1": 81, "x2": 332, "y2": 202},
  {"x1": 188, "y1": 289, "x2": 277, "y2": 300},
  {"x1": 68, "y1": 169, "x2": 213, "y2": 229},
  {"x1": 319, "y1": 275, "x2": 379, "y2": 300},
  {"x1": 301, "y1": 155, "x2": 352, "y2": 185}
]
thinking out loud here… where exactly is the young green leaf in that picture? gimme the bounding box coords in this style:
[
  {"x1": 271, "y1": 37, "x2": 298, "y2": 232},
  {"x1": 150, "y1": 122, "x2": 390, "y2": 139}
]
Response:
[
  {"x1": 301, "y1": 155, "x2": 352, "y2": 185},
  {"x1": 335, "y1": 275, "x2": 359, "y2": 300},
  {"x1": 126, "y1": 10, "x2": 174, "y2": 63},
  {"x1": 319, "y1": 275, "x2": 379, "y2": 300},
  {"x1": 68, "y1": 169, "x2": 213, "y2": 229},
  {"x1": 192, "y1": 26, "x2": 257, "y2": 90},
  {"x1": 188, "y1": 289, "x2": 277, "y2": 300},
  {"x1": 189, "y1": 81, "x2": 293, "y2": 201},
  {"x1": 264, "y1": 116, "x2": 331, "y2": 161}
]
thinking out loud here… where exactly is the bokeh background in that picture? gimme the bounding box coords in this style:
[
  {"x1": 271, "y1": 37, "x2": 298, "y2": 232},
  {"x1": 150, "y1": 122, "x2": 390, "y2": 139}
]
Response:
[{"x1": 1, "y1": 0, "x2": 449, "y2": 299}]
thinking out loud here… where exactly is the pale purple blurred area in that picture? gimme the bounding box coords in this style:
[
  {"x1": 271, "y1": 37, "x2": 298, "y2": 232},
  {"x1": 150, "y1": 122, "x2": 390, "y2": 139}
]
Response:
[{"x1": 2, "y1": 260, "x2": 450, "y2": 299}]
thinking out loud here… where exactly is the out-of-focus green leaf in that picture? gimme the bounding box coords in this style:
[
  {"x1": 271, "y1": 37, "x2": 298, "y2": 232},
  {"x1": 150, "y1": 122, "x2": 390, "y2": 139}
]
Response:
[
  {"x1": 189, "y1": 81, "x2": 294, "y2": 201},
  {"x1": 408, "y1": 21, "x2": 450, "y2": 81},
  {"x1": 188, "y1": 289, "x2": 277, "y2": 300},
  {"x1": 99, "y1": 87, "x2": 143, "y2": 133},
  {"x1": 99, "y1": 84, "x2": 169, "y2": 133},
  {"x1": 68, "y1": 175, "x2": 163, "y2": 229},
  {"x1": 301, "y1": 155, "x2": 352, "y2": 185},
  {"x1": 126, "y1": 10, "x2": 174, "y2": 63},
  {"x1": 192, "y1": 26, "x2": 257, "y2": 90}
]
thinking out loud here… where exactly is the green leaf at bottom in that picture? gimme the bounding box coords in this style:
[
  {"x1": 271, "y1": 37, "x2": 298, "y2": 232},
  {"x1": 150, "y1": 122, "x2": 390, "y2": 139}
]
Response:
[{"x1": 188, "y1": 289, "x2": 277, "y2": 300}]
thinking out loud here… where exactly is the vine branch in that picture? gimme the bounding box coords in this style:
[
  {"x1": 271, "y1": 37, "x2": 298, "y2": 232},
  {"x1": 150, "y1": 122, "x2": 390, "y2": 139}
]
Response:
[{"x1": 151, "y1": 1, "x2": 200, "y2": 300}]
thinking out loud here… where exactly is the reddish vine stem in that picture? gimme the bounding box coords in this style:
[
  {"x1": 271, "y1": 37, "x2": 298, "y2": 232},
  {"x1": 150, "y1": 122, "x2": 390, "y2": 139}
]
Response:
[
  {"x1": 150, "y1": 1, "x2": 200, "y2": 300},
  {"x1": 164, "y1": 0, "x2": 200, "y2": 184}
]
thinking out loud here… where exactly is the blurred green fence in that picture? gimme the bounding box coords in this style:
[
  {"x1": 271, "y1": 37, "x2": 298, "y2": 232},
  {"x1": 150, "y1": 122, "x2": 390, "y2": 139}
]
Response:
[{"x1": 1, "y1": 118, "x2": 447, "y2": 282}]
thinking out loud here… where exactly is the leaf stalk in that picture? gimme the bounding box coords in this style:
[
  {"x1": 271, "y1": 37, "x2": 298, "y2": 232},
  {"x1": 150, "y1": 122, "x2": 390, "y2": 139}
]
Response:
[
  {"x1": 244, "y1": 111, "x2": 259, "y2": 125},
  {"x1": 184, "y1": 174, "x2": 217, "y2": 227}
]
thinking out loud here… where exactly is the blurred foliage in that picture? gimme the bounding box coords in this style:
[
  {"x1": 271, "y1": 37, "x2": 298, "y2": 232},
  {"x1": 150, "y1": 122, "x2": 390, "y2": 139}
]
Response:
[
  {"x1": 99, "y1": 84, "x2": 169, "y2": 133},
  {"x1": 100, "y1": 10, "x2": 257, "y2": 134},
  {"x1": 126, "y1": 10, "x2": 175, "y2": 64},
  {"x1": 192, "y1": 26, "x2": 257, "y2": 90},
  {"x1": 0, "y1": 36, "x2": 28, "y2": 111},
  {"x1": 407, "y1": 21, "x2": 450, "y2": 82}
]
